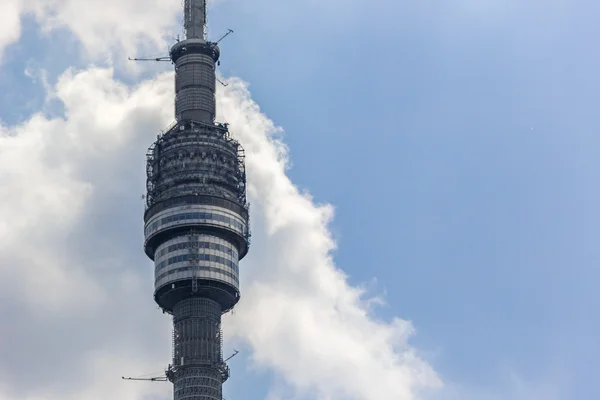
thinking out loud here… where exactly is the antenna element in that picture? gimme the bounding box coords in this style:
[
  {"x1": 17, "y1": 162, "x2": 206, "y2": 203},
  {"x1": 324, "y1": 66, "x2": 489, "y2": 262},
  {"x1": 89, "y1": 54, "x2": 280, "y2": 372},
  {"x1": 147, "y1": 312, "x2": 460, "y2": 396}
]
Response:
[{"x1": 184, "y1": 0, "x2": 207, "y2": 40}]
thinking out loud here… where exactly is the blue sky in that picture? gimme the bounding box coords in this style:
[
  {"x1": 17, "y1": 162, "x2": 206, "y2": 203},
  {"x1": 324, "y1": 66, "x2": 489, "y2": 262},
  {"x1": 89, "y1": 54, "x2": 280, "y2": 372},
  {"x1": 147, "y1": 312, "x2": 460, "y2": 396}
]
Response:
[
  {"x1": 1, "y1": 0, "x2": 598, "y2": 399},
  {"x1": 217, "y1": 1, "x2": 599, "y2": 397},
  {"x1": 215, "y1": 1, "x2": 598, "y2": 396}
]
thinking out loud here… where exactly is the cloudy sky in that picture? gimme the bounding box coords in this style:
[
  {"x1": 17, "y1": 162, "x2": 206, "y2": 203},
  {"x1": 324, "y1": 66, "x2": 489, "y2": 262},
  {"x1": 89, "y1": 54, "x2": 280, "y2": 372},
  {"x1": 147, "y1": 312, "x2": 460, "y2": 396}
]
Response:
[{"x1": 0, "y1": 0, "x2": 598, "y2": 399}]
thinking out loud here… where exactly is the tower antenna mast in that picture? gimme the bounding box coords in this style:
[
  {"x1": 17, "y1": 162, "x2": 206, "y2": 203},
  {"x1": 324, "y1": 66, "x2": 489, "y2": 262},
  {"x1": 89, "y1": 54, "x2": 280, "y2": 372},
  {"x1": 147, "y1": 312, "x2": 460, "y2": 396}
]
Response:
[{"x1": 124, "y1": 1, "x2": 252, "y2": 400}]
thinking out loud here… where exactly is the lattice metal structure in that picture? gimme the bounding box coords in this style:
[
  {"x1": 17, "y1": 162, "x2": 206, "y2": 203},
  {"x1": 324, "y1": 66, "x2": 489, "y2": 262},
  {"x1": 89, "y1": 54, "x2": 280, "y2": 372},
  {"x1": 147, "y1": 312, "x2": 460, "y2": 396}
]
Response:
[{"x1": 142, "y1": 1, "x2": 249, "y2": 399}]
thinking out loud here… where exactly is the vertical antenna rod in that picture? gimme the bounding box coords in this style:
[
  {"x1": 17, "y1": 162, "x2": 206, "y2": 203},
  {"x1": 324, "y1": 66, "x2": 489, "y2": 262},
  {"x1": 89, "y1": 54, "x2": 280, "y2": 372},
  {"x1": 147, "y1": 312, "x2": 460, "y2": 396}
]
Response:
[{"x1": 184, "y1": 0, "x2": 207, "y2": 40}]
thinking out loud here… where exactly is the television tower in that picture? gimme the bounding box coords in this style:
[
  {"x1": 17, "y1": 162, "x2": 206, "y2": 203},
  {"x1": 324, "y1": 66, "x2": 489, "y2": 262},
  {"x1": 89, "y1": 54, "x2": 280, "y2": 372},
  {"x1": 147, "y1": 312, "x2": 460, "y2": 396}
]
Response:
[{"x1": 142, "y1": 1, "x2": 250, "y2": 399}]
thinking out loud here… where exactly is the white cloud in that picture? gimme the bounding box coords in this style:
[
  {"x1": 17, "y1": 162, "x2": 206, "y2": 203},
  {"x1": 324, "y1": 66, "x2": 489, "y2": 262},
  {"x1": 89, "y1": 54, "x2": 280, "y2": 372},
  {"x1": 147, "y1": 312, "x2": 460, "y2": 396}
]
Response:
[
  {"x1": 0, "y1": 0, "x2": 180, "y2": 63},
  {"x1": 219, "y1": 78, "x2": 441, "y2": 399},
  {"x1": 28, "y1": 0, "x2": 180, "y2": 59},
  {"x1": 0, "y1": 68, "x2": 174, "y2": 400},
  {"x1": 0, "y1": 62, "x2": 440, "y2": 399},
  {"x1": 0, "y1": 1, "x2": 22, "y2": 60}
]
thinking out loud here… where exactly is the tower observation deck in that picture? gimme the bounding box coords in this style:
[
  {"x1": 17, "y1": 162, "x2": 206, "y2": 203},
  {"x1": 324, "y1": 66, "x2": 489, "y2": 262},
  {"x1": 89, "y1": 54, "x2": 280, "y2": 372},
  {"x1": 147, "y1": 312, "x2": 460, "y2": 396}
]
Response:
[{"x1": 142, "y1": 1, "x2": 250, "y2": 399}]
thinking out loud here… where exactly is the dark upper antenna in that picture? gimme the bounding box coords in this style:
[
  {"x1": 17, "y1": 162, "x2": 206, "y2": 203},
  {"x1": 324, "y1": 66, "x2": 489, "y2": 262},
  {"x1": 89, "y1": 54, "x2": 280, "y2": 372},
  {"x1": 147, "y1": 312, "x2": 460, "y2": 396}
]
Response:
[
  {"x1": 183, "y1": 0, "x2": 208, "y2": 40},
  {"x1": 122, "y1": 350, "x2": 238, "y2": 384},
  {"x1": 122, "y1": 365, "x2": 175, "y2": 383},
  {"x1": 223, "y1": 349, "x2": 239, "y2": 362},
  {"x1": 224, "y1": 349, "x2": 239, "y2": 362},
  {"x1": 127, "y1": 29, "x2": 233, "y2": 64},
  {"x1": 127, "y1": 56, "x2": 170, "y2": 62},
  {"x1": 213, "y1": 29, "x2": 234, "y2": 46},
  {"x1": 121, "y1": 376, "x2": 168, "y2": 382}
]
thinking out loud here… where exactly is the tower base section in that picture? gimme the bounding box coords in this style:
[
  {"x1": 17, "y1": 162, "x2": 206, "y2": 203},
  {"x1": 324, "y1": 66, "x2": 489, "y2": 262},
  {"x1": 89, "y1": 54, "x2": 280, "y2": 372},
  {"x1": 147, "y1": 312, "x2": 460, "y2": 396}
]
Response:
[
  {"x1": 172, "y1": 298, "x2": 229, "y2": 400},
  {"x1": 173, "y1": 367, "x2": 223, "y2": 400}
]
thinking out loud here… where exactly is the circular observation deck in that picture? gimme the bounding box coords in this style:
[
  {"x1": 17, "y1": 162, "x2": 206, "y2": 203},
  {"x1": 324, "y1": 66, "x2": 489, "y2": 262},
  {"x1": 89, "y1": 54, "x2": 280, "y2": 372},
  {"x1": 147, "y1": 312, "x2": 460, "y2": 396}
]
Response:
[{"x1": 144, "y1": 201, "x2": 249, "y2": 313}]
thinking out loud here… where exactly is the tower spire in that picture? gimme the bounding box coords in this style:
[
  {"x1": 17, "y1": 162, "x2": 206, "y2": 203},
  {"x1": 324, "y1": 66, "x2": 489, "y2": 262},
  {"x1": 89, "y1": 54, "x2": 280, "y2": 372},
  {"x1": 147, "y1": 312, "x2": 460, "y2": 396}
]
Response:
[
  {"x1": 184, "y1": 0, "x2": 207, "y2": 40},
  {"x1": 170, "y1": 0, "x2": 220, "y2": 123}
]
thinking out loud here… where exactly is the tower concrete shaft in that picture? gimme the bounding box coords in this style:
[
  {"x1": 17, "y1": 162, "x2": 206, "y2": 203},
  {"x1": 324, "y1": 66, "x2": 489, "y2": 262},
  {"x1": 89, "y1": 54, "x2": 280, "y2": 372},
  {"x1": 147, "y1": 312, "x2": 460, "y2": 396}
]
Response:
[
  {"x1": 172, "y1": 34, "x2": 218, "y2": 122},
  {"x1": 143, "y1": 1, "x2": 249, "y2": 399}
]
